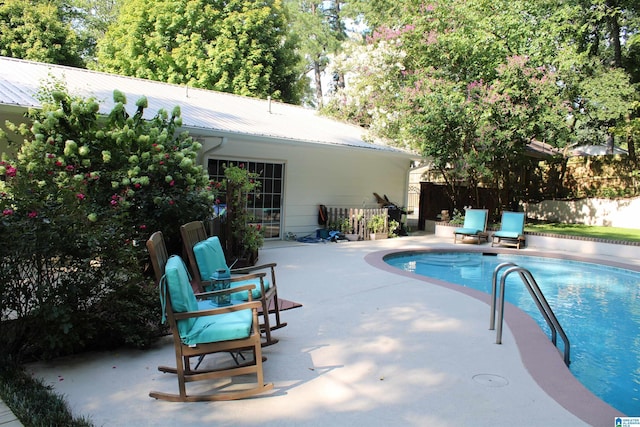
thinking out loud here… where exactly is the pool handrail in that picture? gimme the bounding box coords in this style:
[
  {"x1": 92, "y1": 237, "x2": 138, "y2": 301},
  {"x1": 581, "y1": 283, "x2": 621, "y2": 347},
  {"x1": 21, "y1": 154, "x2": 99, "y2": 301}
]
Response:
[
  {"x1": 490, "y1": 262, "x2": 518, "y2": 330},
  {"x1": 491, "y1": 264, "x2": 571, "y2": 367}
]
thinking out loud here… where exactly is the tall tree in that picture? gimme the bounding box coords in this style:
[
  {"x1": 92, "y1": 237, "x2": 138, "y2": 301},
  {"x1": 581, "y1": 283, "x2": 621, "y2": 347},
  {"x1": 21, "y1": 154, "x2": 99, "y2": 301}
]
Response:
[
  {"x1": 69, "y1": 0, "x2": 123, "y2": 64},
  {"x1": 96, "y1": 0, "x2": 302, "y2": 103},
  {"x1": 286, "y1": 1, "x2": 346, "y2": 107},
  {"x1": 0, "y1": 0, "x2": 84, "y2": 67}
]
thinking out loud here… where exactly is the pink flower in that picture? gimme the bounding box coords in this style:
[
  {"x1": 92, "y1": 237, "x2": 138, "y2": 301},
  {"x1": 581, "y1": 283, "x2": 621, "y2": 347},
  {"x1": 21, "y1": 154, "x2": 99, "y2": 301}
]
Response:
[
  {"x1": 55, "y1": 161, "x2": 63, "y2": 167},
  {"x1": 66, "y1": 165, "x2": 74, "y2": 171},
  {"x1": 139, "y1": 224, "x2": 147, "y2": 230},
  {"x1": 3, "y1": 209, "x2": 13, "y2": 216},
  {"x1": 76, "y1": 193, "x2": 86, "y2": 200},
  {"x1": 168, "y1": 200, "x2": 175, "y2": 205},
  {"x1": 169, "y1": 180, "x2": 175, "y2": 187},
  {"x1": 27, "y1": 211, "x2": 37, "y2": 218},
  {"x1": 6, "y1": 165, "x2": 17, "y2": 177}
]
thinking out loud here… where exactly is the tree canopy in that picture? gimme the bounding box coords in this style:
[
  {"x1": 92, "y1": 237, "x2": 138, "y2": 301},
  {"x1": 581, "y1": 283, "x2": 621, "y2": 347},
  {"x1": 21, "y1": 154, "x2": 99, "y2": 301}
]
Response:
[
  {"x1": 0, "y1": 0, "x2": 84, "y2": 67},
  {"x1": 285, "y1": 1, "x2": 346, "y2": 107},
  {"x1": 95, "y1": 0, "x2": 302, "y2": 103},
  {"x1": 329, "y1": 0, "x2": 640, "y2": 207}
]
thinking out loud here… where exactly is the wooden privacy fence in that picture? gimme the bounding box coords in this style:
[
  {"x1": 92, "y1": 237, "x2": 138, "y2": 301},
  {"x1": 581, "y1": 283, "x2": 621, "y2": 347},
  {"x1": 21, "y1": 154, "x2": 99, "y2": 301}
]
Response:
[{"x1": 325, "y1": 207, "x2": 389, "y2": 240}]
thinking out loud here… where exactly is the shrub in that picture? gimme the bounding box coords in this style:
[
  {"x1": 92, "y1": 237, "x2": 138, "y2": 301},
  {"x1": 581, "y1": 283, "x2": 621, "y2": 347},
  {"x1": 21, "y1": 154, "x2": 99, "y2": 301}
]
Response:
[
  {"x1": 0, "y1": 355, "x2": 93, "y2": 426},
  {"x1": 0, "y1": 87, "x2": 216, "y2": 360},
  {"x1": 219, "y1": 163, "x2": 263, "y2": 259}
]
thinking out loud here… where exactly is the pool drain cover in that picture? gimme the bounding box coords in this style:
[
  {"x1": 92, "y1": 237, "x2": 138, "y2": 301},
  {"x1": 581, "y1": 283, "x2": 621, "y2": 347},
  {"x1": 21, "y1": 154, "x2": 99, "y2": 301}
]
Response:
[{"x1": 472, "y1": 374, "x2": 509, "y2": 387}]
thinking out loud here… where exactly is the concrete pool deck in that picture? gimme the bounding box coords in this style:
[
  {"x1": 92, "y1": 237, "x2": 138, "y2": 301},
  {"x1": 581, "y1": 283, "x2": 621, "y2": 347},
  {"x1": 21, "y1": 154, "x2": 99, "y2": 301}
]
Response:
[{"x1": 25, "y1": 232, "x2": 638, "y2": 426}]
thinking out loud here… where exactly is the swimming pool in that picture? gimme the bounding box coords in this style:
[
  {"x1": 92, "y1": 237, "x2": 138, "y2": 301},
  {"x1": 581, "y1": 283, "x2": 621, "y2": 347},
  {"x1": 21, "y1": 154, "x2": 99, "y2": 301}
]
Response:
[{"x1": 384, "y1": 251, "x2": 640, "y2": 416}]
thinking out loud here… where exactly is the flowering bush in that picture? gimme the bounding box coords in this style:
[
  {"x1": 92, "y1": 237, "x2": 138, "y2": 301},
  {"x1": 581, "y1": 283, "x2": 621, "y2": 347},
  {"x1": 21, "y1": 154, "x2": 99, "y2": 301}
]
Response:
[{"x1": 0, "y1": 87, "x2": 216, "y2": 360}]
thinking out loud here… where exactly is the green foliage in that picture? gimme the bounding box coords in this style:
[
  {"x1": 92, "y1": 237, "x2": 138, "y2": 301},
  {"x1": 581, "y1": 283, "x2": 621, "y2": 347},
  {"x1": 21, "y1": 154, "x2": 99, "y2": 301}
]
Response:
[
  {"x1": 221, "y1": 163, "x2": 264, "y2": 257},
  {"x1": 0, "y1": 0, "x2": 84, "y2": 67},
  {"x1": 326, "y1": 0, "x2": 640, "y2": 208},
  {"x1": 449, "y1": 209, "x2": 465, "y2": 225},
  {"x1": 367, "y1": 214, "x2": 386, "y2": 234},
  {"x1": 68, "y1": 0, "x2": 123, "y2": 64},
  {"x1": 285, "y1": 0, "x2": 346, "y2": 106},
  {"x1": 0, "y1": 86, "x2": 215, "y2": 360},
  {"x1": 96, "y1": 0, "x2": 302, "y2": 103},
  {"x1": 0, "y1": 357, "x2": 93, "y2": 426},
  {"x1": 388, "y1": 219, "x2": 399, "y2": 237}
]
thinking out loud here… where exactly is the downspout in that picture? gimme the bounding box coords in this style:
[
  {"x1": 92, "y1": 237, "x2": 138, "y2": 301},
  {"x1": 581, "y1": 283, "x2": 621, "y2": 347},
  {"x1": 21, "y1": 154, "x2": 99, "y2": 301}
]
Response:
[{"x1": 197, "y1": 136, "x2": 227, "y2": 166}]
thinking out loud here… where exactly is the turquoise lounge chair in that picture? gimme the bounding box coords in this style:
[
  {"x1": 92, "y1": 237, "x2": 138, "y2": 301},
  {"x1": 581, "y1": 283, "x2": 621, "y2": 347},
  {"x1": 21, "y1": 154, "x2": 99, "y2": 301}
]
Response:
[
  {"x1": 453, "y1": 208, "x2": 489, "y2": 244},
  {"x1": 492, "y1": 211, "x2": 526, "y2": 249}
]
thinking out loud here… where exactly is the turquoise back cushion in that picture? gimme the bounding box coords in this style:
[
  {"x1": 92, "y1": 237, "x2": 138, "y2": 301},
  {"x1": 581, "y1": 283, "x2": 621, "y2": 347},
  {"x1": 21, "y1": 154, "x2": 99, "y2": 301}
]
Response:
[
  {"x1": 463, "y1": 209, "x2": 487, "y2": 232},
  {"x1": 193, "y1": 236, "x2": 270, "y2": 301},
  {"x1": 501, "y1": 212, "x2": 525, "y2": 233},
  {"x1": 164, "y1": 255, "x2": 198, "y2": 336},
  {"x1": 194, "y1": 237, "x2": 230, "y2": 280}
]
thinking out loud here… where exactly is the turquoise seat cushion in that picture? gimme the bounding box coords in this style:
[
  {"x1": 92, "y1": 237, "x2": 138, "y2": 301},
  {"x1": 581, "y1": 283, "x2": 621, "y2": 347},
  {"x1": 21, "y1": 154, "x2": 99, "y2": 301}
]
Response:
[
  {"x1": 494, "y1": 230, "x2": 521, "y2": 239},
  {"x1": 180, "y1": 309, "x2": 253, "y2": 346},
  {"x1": 164, "y1": 256, "x2": 199, "y2": 338},
  {"x1": 193, "y1": 236, "x2": 270, "y2": 300},
  {"x1": 455, "y1": 227, "x2": 481, "y2": 235},
  {"x1": 230, "y1": 278, "x2": 270, "y2": 301}
]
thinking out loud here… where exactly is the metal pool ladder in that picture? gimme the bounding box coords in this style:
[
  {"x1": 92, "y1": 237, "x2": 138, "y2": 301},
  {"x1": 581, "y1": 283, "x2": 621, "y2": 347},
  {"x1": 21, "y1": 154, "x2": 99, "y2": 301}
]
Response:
[{"x1": 489, "y1": 262, "x2": 571, "y2": 366}]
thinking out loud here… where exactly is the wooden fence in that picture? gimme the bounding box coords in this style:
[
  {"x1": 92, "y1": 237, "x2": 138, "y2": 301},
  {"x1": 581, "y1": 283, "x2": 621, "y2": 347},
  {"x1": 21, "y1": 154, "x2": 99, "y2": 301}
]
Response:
[{"x1": 325, "y1": 207, "x2": 389, "y2": 240}]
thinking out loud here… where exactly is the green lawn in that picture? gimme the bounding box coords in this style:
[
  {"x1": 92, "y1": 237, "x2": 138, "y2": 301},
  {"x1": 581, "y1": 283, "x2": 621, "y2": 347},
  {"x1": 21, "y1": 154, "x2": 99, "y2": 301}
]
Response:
[{"x1": 524, "y1": 223, "x2": 640, "y2": 243}]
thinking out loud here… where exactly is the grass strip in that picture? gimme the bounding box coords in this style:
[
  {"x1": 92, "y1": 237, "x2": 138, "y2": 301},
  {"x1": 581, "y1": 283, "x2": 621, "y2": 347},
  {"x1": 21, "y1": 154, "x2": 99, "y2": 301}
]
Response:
[{"x1": 525, "y1": 223, "x2": 640, "y2": 243}]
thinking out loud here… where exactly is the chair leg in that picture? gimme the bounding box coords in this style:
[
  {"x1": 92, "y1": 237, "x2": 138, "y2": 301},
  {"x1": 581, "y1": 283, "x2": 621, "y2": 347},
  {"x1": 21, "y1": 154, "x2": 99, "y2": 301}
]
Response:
[
  {"x1": 267, "y1": 271, "x2": 287, "y2": 331},
  {"x1": 259, "y1": 297, "x2": 279, "y2": 347},
  {"x1": 270, "y1": 295, "x2": 287, "y2": 331}
]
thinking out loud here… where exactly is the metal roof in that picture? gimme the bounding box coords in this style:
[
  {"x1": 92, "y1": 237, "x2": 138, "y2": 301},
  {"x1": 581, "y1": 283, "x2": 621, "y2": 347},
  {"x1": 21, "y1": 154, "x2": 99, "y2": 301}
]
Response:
[
  {"x1": 570, "y1": 144, "x2": 628, "y2": 157},
  {"x1": 0, "y1": 56, "x2": 412, "y2": 156}
]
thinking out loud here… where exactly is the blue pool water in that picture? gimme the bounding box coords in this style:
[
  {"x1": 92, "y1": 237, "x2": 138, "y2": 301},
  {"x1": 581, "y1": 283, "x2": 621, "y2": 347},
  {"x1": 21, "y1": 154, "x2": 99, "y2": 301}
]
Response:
[{"x1": 384, "y1": 252, "x2": 640, "y2": 415}]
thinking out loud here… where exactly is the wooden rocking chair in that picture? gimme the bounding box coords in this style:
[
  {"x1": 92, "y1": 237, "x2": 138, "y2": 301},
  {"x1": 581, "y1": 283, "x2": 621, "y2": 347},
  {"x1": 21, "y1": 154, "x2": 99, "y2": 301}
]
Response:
[
  {"x1": 180, "y1": 221, "x2": 287, "y2": 346},
  {"x1": 146, "y1": 232, "x2": 273, "y2": 402}
]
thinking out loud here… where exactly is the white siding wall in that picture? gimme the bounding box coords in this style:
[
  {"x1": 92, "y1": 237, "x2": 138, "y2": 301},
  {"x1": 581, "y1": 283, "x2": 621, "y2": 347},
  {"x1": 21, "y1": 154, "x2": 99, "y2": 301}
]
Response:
[{"x1": 199, "y1": 135, "x2": 412, "y2": 237}]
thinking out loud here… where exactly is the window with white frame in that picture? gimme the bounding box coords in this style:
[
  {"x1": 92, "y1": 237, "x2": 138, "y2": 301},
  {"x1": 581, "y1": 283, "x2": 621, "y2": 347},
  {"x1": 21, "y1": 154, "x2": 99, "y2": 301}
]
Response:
[{"x1": 207, "y1": 159, "x2": 284, "y2": 239}]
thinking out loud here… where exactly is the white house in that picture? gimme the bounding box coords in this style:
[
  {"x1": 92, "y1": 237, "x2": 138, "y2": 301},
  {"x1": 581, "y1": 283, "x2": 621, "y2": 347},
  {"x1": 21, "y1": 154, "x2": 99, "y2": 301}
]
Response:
[{"x1": 0, "y1": 57, "x2": 416, "y2": 239}]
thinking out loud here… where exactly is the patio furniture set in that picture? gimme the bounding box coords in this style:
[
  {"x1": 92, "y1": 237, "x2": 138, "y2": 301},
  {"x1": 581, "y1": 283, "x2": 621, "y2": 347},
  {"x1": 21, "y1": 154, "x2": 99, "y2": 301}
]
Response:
[
  {"x1": 146, "y1": 221, "x2": 287, "y2": 402},
  {"x1": 453, "y1": 209, "x2": 527, "y2": 249}
]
